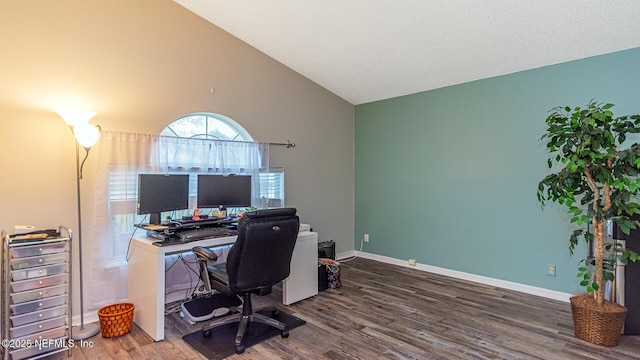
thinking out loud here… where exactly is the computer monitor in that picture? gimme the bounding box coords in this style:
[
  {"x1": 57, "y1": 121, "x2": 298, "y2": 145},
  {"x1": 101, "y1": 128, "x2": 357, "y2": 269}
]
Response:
[
  {"x1": 197, "y1": 174, "x2": 252, "y2": 210},
  {"x1": 137, "y1": 174, "x2": 190, "y2": 224}
]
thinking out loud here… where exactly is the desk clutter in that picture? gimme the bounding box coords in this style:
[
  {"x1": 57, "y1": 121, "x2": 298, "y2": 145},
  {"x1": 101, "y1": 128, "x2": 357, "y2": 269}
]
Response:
[
  {"x1": 136, "y1": 218, "x2": 239, "y2": 246},
  {"x1": 317, "y1": 240, "x2": 341, "y2": 291}
]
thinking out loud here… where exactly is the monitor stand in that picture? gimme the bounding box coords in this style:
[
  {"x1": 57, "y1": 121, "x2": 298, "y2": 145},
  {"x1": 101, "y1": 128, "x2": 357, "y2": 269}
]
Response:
[{"x1": 149, "y1": 212, "x2": 161, "y2": 225}]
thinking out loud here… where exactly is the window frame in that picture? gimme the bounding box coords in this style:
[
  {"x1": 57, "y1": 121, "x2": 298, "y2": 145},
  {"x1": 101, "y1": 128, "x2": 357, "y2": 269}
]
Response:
[{"x1": 160, "y1": 112, "x2": 253, "y2": 141}]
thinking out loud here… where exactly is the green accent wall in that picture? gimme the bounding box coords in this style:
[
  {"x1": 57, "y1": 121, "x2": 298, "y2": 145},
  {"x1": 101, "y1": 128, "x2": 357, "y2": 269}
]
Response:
[{"x1": 354, "y1": 48, "x2": 640, "y2": 293}]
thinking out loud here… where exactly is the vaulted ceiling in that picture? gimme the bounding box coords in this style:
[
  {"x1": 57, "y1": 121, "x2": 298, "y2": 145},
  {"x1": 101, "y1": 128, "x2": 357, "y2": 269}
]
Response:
[{"x1": 174, "y1": 1, "x2": 640, "y2": 105}]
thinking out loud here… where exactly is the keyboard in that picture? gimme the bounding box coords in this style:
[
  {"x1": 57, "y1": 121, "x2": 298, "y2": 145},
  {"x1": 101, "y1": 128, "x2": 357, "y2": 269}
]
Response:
[
  {"x1": 174, "y1": 217, "x2": 219, "y2": 225},
  {"x1": 175, "y1": 226, "x2": 232, "y2": 241}
]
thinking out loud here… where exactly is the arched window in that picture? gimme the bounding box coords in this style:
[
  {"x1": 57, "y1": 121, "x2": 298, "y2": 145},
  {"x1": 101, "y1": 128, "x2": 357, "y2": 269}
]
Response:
[{"x1": 160, "y1": 112, "x2": 253, "y2": 141}]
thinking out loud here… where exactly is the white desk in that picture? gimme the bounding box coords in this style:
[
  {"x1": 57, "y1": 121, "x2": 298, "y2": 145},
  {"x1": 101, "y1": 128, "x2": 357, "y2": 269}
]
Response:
[{"x1": 127, "y1": 230, "x2": 318, "y2": 341}]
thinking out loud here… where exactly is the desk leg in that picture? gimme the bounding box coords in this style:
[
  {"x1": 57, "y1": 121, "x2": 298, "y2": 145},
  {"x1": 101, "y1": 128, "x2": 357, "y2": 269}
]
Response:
[
  {"x1": 127, "y1": 241, "x2": 165, "y2": 341},
  {"x1": 283, "y1": 231, "x2": 318, "y2": 305}
]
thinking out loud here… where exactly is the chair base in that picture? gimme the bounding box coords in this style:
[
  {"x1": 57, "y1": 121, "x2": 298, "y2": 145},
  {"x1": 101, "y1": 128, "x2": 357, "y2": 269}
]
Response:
[{"x1": 202, "y1": 306, "x2": 289, "y2": 354}]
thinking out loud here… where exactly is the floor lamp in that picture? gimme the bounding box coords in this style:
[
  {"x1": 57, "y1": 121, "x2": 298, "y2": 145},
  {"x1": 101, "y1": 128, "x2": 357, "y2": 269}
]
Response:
[{"x1": 56, "y1": 110, "x2": 102, "y2": 340}]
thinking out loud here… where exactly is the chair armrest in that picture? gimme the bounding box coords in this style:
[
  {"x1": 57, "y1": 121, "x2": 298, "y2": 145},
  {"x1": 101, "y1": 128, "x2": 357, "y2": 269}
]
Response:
[{"x1": 192, "y1": 246, "x2": 218, "y2": 262}]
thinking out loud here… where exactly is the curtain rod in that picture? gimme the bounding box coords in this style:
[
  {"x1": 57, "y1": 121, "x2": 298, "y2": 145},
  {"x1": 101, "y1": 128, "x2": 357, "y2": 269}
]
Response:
[
  {"x1": 98, "y1": 130, "x2": 295, "y2": 148},
  {"x1": 269, "y1": 140, "x2": 295, "y2": 148}
]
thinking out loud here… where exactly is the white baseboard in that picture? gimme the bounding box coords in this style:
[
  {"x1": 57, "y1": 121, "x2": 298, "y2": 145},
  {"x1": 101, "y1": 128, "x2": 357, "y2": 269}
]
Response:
[
  {"x1": 76, "y1": 250, "x2": 571, "y2": 326},
  {"x1": 72, "y1": 313, "x2": 100, "y2": 327},
  {"x1": 75, "y1": 291, "x2": 187, "y2": 328},
  {"x1": 337, "y1": 250, "x2": 572, "y2": 303}
]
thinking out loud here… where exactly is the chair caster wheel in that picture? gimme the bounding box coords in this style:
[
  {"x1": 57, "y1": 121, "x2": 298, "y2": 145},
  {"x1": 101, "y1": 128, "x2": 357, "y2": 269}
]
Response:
[
  {"x1": 202, "y1": 329, "x2": 212, "y2": 337},
  {"x1": 272, "y1": 309, "x2": 280, "y2": 318},
  {"x1": 281, "y1": 329, "x2": 289, "y2": 338},
  {"x1": 235, "y1": 344, "x2": 245, "y2": 354}
]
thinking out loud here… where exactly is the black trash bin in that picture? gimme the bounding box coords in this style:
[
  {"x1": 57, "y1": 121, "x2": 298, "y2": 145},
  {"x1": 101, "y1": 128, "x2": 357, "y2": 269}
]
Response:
[{"x1": 318, "y1": 240, "x2": 335, "y2": 260}]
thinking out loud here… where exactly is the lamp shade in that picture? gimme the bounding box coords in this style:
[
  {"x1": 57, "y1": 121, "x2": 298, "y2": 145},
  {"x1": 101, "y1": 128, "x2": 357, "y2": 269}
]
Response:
[
  {"x1": 55, "y1": 109, "x2": 97, "y2": 127},
  {"x1": 73, "y1": 123, "x2": 100, "y2": 148}
]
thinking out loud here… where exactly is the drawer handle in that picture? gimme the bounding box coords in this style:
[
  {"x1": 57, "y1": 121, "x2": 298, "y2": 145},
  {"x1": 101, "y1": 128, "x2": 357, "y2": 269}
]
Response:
[
  {"x1": 38, "y1": 270, "x2": 43, "y2": 274},
  {"x1": 39, "y1": 281, "x2": 43, "y2": 285},
  {"x1": 38, "y1": 248, "x2": 43, "y2": 252},
  {"x1": 38, "y1": 324, "x2": 43, "y2": 329},
  {"x1": 38, "y1": 259, "x2": 44, "y2": 263},
  {"x1": 39, "y1": 313, "x2": 43, "y2": 318},
  {"x1": 38, "y1": 302, "x2": 43, "y2": 307},
  {"x1": 38, "y1": 292, "x2": 43, "y2": 296}
]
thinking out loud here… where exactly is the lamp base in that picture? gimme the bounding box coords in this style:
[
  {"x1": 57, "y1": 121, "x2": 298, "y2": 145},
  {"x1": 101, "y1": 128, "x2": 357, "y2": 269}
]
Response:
[{"x1": 72, "y1": 322, "x2": 101, "y2": 340}]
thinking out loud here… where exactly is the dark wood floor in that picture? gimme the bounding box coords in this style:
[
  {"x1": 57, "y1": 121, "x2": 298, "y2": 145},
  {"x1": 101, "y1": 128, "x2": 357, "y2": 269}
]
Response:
[{"x1": 57, "y1": 257, "x2": 640, "y2": 359}]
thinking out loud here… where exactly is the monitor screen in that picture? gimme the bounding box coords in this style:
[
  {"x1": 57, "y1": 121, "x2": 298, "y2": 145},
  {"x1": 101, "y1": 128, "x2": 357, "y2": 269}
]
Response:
[
  {"x1": 197, "y1": 174, "x2": 252, "y2": 209},
  {"x1": 137, "y1": 174, "x2": 190, "y2": 223}
]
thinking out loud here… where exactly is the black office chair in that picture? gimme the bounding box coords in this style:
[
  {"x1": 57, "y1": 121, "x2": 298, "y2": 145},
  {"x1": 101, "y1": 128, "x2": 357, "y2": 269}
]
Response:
[{"x1": 192, "y1": 208, "x2": 300, "y2": 354}]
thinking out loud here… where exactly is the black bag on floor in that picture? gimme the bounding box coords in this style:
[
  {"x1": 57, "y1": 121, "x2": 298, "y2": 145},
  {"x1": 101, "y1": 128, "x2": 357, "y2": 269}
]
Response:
[
  {"x1": 318, "y1": 258, "x2": 341, "y2": 291},
  {"x1": 318, "y1": 261, "x2": 329, "y2": 291}
]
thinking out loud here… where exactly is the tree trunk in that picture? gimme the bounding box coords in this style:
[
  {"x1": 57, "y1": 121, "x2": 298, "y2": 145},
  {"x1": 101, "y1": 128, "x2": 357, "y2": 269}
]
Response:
[
  {"x1": 594, "y1": 218, "x2": 605, "y2": 306},
  {"x1": 583, "y1": 164, "x2": 611, "y2": 308}
]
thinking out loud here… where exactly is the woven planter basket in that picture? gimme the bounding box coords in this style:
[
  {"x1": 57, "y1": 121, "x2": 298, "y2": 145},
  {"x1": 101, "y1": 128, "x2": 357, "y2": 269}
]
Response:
[
  {"x1": 98, "y1": 302, "x2": 135, "y2": 338},
  {"x1": 570, "y1": 294, "x2": 626, "y2": 347}
]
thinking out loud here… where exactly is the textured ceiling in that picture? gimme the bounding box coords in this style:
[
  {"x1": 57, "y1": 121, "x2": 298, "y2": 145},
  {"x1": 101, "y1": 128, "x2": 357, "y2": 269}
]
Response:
[{"x1": 174, "y1": 0, "x2": 640, "y2": 105}]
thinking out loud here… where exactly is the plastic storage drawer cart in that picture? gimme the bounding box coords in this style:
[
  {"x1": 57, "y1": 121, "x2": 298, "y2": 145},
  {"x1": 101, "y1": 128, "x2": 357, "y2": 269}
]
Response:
[{"x1": 1, "y1": 227, "x2": 73, "y2": 360}]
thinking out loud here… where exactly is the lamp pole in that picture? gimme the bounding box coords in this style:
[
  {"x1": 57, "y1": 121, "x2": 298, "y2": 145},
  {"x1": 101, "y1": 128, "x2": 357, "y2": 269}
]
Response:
[
  {"x1": 56, "y1": 110, "x2": 101, "y2": 340},
  {"x1": 72, "y1": 140, "x2": 100, "y2": 340}
]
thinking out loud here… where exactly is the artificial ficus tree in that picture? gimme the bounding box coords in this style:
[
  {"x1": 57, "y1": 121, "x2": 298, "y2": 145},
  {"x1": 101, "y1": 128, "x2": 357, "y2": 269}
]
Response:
[{"x1": 537, "y1": 100, "x2": 640, "y2": 306}]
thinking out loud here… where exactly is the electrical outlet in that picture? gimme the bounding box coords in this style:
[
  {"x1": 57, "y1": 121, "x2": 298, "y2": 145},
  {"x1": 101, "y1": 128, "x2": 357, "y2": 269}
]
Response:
[
  {"x1": 547, "y1": 265, "x2": 556, "y2": 277},
  {"x1": 408, "y1": 259, "x2": 416, "y2": 266},
  {"x1": 364, "y1": 234, "x2": 369, "y2": 242}
]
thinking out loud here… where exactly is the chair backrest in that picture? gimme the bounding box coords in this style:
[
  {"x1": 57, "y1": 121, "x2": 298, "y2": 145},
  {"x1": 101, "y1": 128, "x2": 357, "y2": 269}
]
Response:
[{"x1": 226, "y1": 208, "x2": 300, "y2": 294}]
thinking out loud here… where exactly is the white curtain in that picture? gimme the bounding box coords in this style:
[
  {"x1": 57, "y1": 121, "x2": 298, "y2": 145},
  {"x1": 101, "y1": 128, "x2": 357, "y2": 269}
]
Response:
[{"x1": 87, "y1": 130, "x2": 269, "y2": 310}]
